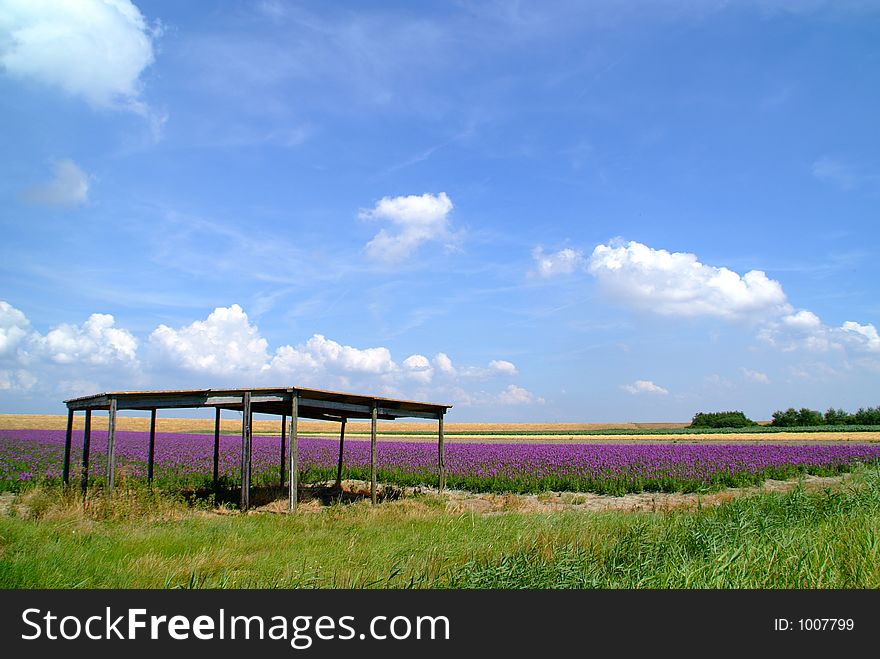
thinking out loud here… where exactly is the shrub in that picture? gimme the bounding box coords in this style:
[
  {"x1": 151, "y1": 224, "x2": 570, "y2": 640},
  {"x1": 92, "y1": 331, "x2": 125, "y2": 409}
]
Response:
[{"x1": 689, "y1": 411, "x2": 757, "y2": 429}]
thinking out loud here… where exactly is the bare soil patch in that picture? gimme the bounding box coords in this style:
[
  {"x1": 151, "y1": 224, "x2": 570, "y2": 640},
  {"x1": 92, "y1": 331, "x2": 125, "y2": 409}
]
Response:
[{"x1": 242, "y1": 473, "x2": 851, "y2": 516}]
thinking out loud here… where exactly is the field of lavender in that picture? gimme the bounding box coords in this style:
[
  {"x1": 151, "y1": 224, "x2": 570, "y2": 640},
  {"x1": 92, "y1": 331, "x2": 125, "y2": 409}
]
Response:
[{"x1": 3, "y1": 428, "x2": 880, "y2": 496}]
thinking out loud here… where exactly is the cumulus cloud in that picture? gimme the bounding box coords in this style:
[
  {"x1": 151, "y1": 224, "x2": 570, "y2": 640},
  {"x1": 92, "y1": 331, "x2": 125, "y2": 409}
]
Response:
[
  {"x1": 433, "y1": 352, "x2": 455, "y2": 376},
  {"x1": 269, "y1": 334, "x2": 398, "y2": 379},
  {"x1": 759, "y1": 312, "x2": 880, "y2": 355},
  {"x1": 0, "y1": 0, "x2": 159, "y2": 113},
  {"x1": 150, "y1": 304, "x2": 269, "y2": 376},
  {"x1": 36, "y1": 313, "x2": 138, "y2": 365},
  {"x1": 588, "y1": 240, "x2": 790, "y2": 320},
  {"x1": 839, "y1": 321, "x2": 880, "y2": 353},
  {"x1": 21, "y1": 159, "x2": 89, "y2": 207},
  {"x1": 360, "y1": 192, "x2": 454, "y2": 263},
  {"x1": 531, "y1": 246, "x2": 586, "y2": 277},
  {"x1": 0, "y1": 301, "x2": 538, "y2": 409},
  {"x1": 402, "y1": 354, "x2": 433, "y2": 383},
  {"x1": 497, "y1": 384, "x2": 544, "y2": 405},
  {"x1": 0, "y1": 301, "x2": 30, "y2": 356},
  {"x1": 621, "y1": 379, "x2": 668, "y2": 395},
  {"x1": 0, "y1": 301, "x2": 140, "y2": 395},
  {"x1": 488, "y1": 359, "x2": 518, "y2": 376}
]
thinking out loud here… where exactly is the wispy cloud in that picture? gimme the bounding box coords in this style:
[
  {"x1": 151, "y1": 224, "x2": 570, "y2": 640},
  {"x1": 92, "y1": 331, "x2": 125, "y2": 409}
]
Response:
[
  {"x1": 812, "y1": 156, "x2": 880, "y2": 190},
  {"x1": 531, "y1": 246, "x2": 586, "y2": 278},
  {"x1": 740, "y1": 367, "x2": 770, "y2": 384},
  {"x1": 21, "y1": 159, "x2": 90, "y2": 207}
]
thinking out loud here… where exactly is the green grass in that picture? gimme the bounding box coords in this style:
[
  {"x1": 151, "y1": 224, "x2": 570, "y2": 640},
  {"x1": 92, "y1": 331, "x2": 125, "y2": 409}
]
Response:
[{"x1": 1, "y1": 467, "x2": 879, "y2": 589}]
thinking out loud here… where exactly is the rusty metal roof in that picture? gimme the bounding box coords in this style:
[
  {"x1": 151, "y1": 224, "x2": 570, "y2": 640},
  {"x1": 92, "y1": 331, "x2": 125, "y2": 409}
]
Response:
[{"x1": 64, "y1": 386, "x2": 451, "y2": 421}]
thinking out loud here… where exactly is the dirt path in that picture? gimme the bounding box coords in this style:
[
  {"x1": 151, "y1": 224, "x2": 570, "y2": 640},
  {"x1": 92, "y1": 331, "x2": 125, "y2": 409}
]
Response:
[{"x1": 248, "y1": 473, "x2": 852, "y2": 515}]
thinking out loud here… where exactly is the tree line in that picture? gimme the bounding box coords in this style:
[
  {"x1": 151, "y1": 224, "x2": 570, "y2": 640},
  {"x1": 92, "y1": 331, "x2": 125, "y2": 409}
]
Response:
[
  {"x1": 689, "y1": 406, "x2": 880, "y2": 428},
  {"x1": 770, "y1": 406, "x2": 880, "y2": 427}
]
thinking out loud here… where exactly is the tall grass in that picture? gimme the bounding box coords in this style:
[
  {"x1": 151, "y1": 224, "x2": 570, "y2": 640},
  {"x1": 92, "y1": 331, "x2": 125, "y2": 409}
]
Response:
[{"x1": 1, "y1": 467, "x2": 878, "y2": 589}]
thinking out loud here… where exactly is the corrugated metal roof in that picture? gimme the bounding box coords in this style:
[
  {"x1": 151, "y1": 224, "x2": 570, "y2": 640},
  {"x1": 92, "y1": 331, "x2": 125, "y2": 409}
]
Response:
[{"x1": 64, "y1": 386, "x2": 451, "y2": 420}]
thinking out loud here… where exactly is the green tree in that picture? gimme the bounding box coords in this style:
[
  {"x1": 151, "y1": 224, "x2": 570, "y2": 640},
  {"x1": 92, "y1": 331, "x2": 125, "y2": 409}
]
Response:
[{"x1": 690, "y1": 411, "x2": 757, "y2": 428}]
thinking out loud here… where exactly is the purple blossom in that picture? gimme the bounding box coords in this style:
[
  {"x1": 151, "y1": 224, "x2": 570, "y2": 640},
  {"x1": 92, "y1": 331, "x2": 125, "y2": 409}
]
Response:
[{"x1": 1, "y1": 429, "x2": 878, "y2": 494}]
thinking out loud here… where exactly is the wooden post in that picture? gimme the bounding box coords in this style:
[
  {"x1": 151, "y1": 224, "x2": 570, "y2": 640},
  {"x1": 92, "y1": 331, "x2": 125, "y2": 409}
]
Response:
[
  {"x1": 240, "y1": 392, "x2": 252, "y2": 511},
  {"x1": 62, "y1": 408, "x2": 74, "y2": 485},
  {"x1": 213, "y1": 407, "x2": 221, "y2": 488},
  {"x1": 80, "y1": 409, "x2": 92, "y2": 498},
  {"x1": 280, "y1": 414, "x2": 287, "y2": 489},
  {"x1": 438, "y1": 412, "x2": 445, "y2": 492},
  {"x1": 147, "y1": 408, "x2": 157, "y2": 485},
  {"x1": 106, "y1": 397, "x2": 117, "y2": 495},
  {"x1": 334, "y1": 418, "x2": 347, "y2": 489},
  {"x1": 288, "y1": 393, "x2": 298, "y2": 512},
  {"x1": 371, "y1": 401, "x2": 378, "y2": 505}
]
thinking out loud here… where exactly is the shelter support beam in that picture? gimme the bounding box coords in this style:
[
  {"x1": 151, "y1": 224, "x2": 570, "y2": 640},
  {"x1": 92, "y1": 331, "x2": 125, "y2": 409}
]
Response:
[
  {"x1": 80, "y1": 409, "x2": 92, "y2": 497},
  {"x1": 240, "y1": 392, "x2": 252, "y2": 511},
  {"x1": 335, "y1": 418, "x2": 347, "y2": 489},
  {"x1": 371, "y1": 401, "x2": 378, "y2": 505},
  {"x1": 213, "y1": 408, "x2": 221, "y2": 488},
  {"x1": 288, "y1": 394, "x2": 298, "y2": 512},
  {"x1": 106, "y1": 397, "x2": 117, "y2": 495},
  {"x1": 62, "y1": 409, "x2": 74, "y2": 485},
  {"x1": 147, "y1": 409, "x2": 157, "y2": 484},
  {"x1": 438, "y1": 413, "x2": 445, "y2": 492},
  {"x1": 280, "y1": 414, "x2": 287, "y2": 489}
]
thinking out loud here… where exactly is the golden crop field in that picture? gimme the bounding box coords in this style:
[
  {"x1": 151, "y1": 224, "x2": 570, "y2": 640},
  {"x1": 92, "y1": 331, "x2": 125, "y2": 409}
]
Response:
[{"x1": 0, "y1": 414, "x2": 686, "y2": 434}]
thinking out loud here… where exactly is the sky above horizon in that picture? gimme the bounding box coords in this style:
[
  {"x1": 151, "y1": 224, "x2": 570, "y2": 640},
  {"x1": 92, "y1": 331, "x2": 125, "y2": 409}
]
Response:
[{"x1": 1, "y1": 0, "x2": 879, "y2": 422}]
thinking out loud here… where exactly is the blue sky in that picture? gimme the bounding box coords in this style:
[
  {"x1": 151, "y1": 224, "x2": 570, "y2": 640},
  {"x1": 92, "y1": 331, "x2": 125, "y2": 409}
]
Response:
[{"x1": 1, "y1": 0, "x2": 879, "y2": 421}]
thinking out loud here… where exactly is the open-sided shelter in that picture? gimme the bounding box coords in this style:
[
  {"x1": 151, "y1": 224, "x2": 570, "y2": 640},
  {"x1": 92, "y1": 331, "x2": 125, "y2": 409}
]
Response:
[{"x1": 62, "y1": 387, "x2": 452, "y2": 511}]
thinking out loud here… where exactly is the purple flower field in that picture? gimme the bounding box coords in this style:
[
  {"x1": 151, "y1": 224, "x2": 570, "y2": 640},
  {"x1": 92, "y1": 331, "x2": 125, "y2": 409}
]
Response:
[{"x1": 2, "y1": 428, "x2": 880, "y2": 494}]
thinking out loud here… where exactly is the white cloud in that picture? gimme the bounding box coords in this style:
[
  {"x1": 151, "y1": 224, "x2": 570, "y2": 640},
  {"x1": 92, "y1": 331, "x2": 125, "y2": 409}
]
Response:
[
  {"x1": 0, "y1": 301, "x2": 30, "y2": 356},
  {"x1": 433, "y1": 352, "x2": 456, "y2": 376},
  {"x1": 531, "y1": 246, "x2": 586, "y2": 277},
  {"x1": 402, "y1": 354, "x2": 433, "y2": 383},
  {"x1": 21, "y1": 159, "x2": 89, "y2": 207},
  {"x1": 588, "y1": 240, "x2": 790, "y2": 320},
  {"x1": 621, "y1": 379, "x2": 668, "y2": 395},
  {"x1": 759, "y1": 313, "x2": 880, "y2": 355},
  {"x1": 0, "y1": 369, "x2": 36, "y2": 391},
  {"x1": 270, "y1": 334, "x2": 398, "y2": 377},
  {"x1": 36, "y1": 313, "x2": 138, "y2": 365},
  {"x1": 488, "y1": 359, "x2": 518, "y2": 376},
  {"x1": 839, "y1": 321, "x2": 880, "y2": 353},
  {"x1": 740, "y1": 367, "x2": 770, "y2": 384},
  {"x1": 458, "y1": 359, "x2": 520, "y2": 380},
  {"x1": 0, "y1": 0, "x2": 159, "y2": 113},
  {"x1": 497, "y1": 384, "x2": 544, "y2": 405},
  {"x1": 0, "y1": 301, "x2": 541, "y2": 409},
  {"x1": 782, "y1": 309, "x2": 822, "y2": 331},
  {"x1": 150, "y1": 304, "x2": 269, "y2": 376},
  {"x1": 360, "y1": 192, "x2": 454, "y2": 263}
]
